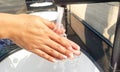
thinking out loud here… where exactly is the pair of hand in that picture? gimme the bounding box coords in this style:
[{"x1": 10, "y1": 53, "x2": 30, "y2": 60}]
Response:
[{"x1": 8, "y1": 14, "x2": 81, "y2": 62}]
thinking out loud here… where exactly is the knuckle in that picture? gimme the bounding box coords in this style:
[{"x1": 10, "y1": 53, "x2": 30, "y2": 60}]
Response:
[
  {"x1": 41, "y1": 53, "x2": 52, "y2": 61},
  {"x1": 56, "y1": 44, "x2": 62, "y2": 49},
  {"x1": 57, "y1": 37, "x2": 62, "y2": 42},
  {"x1": 64, "y1": 50, "x2": 71, "y2": 55},
  {"x1": 48, "y1": 49, "x2": 55, "y2": 53},
  {"x1": 41, "y1": 53, "x2": 46, "y2": 57},
  {"x1": 57, "y1": 54, "x2": 64, "y2": 59},
  {"x1": 46, "y1": 56, "x2": 53, "y2": 61}
]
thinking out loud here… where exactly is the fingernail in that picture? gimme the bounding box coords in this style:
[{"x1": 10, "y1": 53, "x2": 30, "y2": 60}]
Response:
[
  {"x1": 69, "y1": 53, "x2": 74, "y2": 59},
  {"x1": 52, "y1": 59, "x2": 57, "y2": 62},
  {"x1": 62, "y1": 55, "x2": 67, "y2": 59},
  {"x1": 77, "y1": 51, "x2": 81, "y2": 56},
  {"x1": 68, "y1": 47, "x2": 73, "y2": 51},
  {"x1": 75, "y1": 46, "x2": 80, "y2": 50},
  {"x1": 77, "y1": 46, "x2": 80, "y2": 50}
]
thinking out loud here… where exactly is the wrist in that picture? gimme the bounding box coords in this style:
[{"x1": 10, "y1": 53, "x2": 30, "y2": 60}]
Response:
[{"x1": 0, "y1": 13, "x2": 17, "y2": 39}]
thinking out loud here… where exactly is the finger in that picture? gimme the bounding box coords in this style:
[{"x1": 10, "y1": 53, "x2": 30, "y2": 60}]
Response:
[
  {"x1": 32, "y1": 49, "x2": 57, "y2": 62},
  {"x1": 45, "y1": 39, "x2": 74, "y2": 59},
  {"x1": 40, "y1": 45, "x2": 67, "y2": 60},
  {"x1": 73, "y1": 50, "x2": 81, "y2": 56},
  {"x1": 42, "y1": 19, "x2": 56, "y2": 30},
  {"x1": 68, "y1": 48, "x2": 81, "y2": 56},
  {"x1": 65, "y1": 38, "x2": 80, "y2": 50},
  {"x1": 54, "y1": 28, "x2": 66, "y2": 35},
  {"x1": 59, "y1": 38, "x2": 80, "y2": 56},
  {"x1": 49, "y1": 32, "x2": 72, "y2": 49}
]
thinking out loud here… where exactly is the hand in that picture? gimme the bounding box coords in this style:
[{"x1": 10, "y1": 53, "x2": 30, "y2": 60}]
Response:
[
  {"x1": 6, "y1": 14, "x2": 80, "y2": 62},
  {"x1": 54, "y1": 27, "x2": 81, "y2": 57}
]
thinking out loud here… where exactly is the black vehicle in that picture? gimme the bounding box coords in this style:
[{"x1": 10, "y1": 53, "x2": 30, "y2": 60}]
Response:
[{"x1": 53, "y1": 0, "x2": 120, "y2": 72}]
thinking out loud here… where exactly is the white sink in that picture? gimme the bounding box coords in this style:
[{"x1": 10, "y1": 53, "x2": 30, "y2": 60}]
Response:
[
  {"x1": 0, "y1": 49, "x2": 101, "y2": 72},
  {"x1": 30, "y1": 11, "x2": 58, "y2": 22}
]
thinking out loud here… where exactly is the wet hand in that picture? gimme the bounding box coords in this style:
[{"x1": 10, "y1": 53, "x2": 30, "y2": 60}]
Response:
[{"x1": 7, "y1": 14, "x2": 80, "y2": 62}]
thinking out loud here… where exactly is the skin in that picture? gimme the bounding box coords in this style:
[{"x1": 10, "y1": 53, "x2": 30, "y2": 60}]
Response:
[{"x1": 0, "y1": 13, "x2": 80, "y2": 62}]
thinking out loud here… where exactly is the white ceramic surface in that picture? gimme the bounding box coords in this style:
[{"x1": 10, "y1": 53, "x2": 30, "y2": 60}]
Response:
[
  {"x1": 30, "y1": 2, "x2": 53, "y2": 7},
  {"x1": 0, "y1": 49, "x2": 100, "y2": 72},
  {"x1": 30, "y1": 11, "x2": 58, "y2": 21}
]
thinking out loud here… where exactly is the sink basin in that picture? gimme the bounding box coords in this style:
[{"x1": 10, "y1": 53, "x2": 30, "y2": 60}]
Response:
[{"x1": 0, "y1": 49, "x2": 101, "y2": 72}]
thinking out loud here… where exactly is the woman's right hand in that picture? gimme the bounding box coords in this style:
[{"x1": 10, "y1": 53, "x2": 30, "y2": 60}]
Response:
[{"x1": 0, "y1": 13, "x2": 80, "y2": 62}]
